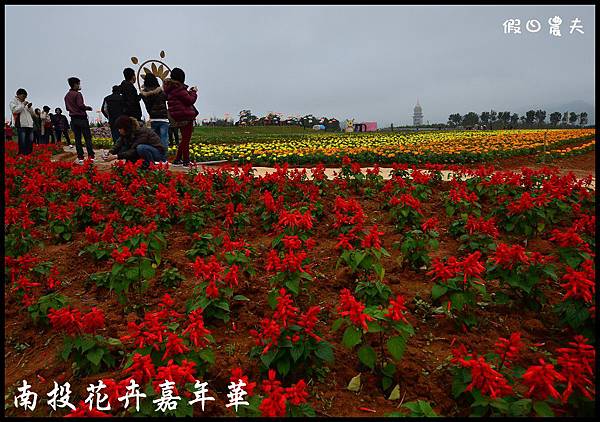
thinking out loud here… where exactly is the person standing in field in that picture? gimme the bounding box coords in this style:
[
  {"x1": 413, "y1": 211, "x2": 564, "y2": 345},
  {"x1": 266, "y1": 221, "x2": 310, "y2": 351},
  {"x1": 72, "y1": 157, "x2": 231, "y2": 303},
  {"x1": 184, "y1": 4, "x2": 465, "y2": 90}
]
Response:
[
  {"x1": 163, "y1": 67, "x2": 198, "y2": 167},
  {"x1": 120, "y1": 68, "x2": 143, "y2": 123},
  {"x1": 51, "y1": 107, "x2": 73, "y2": 148},
  {"x1": 101, "y1": 85, "x2": 125, "y2": 145},
  {"x1": 168, "y1": 125, "x2": 179, "y2": 147},
  {"x1": 140, "y1": 72, "x2": 169, "y2": 163},
  {"x1": 9, "y1": 88, "x2": 36, "y2": 155},
  {"x1": 40, "y1": 106, "x2": 53, "y2": 144},
  {"x1": 64, "y1": 76, "x2": 95, "y2": 164},
  {"x1": 32, "y1": 108, "x2": 42, "y2": 144}
]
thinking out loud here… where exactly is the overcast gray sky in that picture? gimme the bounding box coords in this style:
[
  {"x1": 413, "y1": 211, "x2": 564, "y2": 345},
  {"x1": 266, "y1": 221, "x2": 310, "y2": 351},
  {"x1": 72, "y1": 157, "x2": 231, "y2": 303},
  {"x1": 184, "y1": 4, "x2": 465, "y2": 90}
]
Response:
[{"x1": 5, "y1": 5, "x2": 595, "y2": 125}]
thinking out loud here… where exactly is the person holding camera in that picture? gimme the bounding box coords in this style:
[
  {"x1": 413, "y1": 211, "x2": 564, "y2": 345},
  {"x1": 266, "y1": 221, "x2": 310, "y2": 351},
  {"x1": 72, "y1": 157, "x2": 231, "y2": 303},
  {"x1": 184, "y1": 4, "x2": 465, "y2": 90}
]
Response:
[
  {"x1": 64, "y1": 77, "x2": 95, "y2": 164},
  {"x1": 163, "y1": 67, "x2": 198, "y2": 167},
  {"x1": 9, "y1": 88, "x2": 36, "y2": 155}
]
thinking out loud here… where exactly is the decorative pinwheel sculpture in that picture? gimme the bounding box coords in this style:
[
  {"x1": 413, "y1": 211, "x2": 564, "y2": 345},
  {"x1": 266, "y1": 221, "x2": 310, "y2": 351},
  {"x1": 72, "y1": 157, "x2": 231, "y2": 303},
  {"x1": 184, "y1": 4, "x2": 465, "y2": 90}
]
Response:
[{"x1": 130, "y1": 50, "x2": 171, "y2": 90}]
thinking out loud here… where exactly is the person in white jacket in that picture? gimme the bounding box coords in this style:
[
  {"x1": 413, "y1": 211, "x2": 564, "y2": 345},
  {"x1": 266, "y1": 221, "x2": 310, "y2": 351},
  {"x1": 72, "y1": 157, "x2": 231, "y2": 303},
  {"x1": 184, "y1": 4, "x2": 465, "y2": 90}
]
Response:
[{"x1": 9, "y1": 88, "x2": 36, "y2": 155}]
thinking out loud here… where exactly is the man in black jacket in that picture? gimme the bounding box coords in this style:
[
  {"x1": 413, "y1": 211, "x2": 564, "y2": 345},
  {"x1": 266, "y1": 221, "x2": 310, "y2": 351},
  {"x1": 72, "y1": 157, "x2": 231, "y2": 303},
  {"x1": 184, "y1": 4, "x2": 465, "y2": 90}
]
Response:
[
  {"x1": 101, "y1": 85, "x2": 125, "y2": 145},
  {"x1": 119, "y1": 68, "x2": 142, "y2": 122}
]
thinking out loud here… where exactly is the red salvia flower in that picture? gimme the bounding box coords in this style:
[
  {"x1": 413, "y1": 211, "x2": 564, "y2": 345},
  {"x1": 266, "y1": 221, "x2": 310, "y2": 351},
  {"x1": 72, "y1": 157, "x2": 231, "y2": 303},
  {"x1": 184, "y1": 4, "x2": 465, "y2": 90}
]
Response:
[
  {"x1": 285, "y1": 379, "x2": 309, "y2": 405},
  {"x1": 230, "y1": 367, "x2": 256, "y2": 396},
  {"x1": 361, "y1": 225, "x2": 384, "y2": 249},
  {"x1": 560, "y1": 263, "x2": 595, "y2": 303},
  {"x1": 297, "y1": 306, "x2": 322, "y2": 342},
  {"x1": 491, "y1": 243, "x2": 530, "y2": 270},
  {"x1": 335, "y1": 233, "x2": 355, "y2": 250},
  {"x1": 111, "y1": 246, "x2": 132, "y2": 264},
  {"x1": 459, "y1": 355, "x2": 513, "y2": 399},
  {"x1": 122, "y1": 353, "x2": 156, "y2": 386},
  {"x1": 162, "y1": 333, "x2": 190, "y2": 361},
  {"x1": 66, "y1": 401, "x2": 112, "y2": 417},
  {"x1": 337, "y1": 289, "x2": 373, "y2": 331},
  {"x1": 153, "y1": 359, "x2": 197, "y2": 396},
  {"x1": 182, "y1": 308, "x2": 212, "y2": 348},
  {"x1": 205, "y1": 280, "x2": 220, "y2": 299},
  {"x1": 427, "y1": 257, "x2": 459, "y2": 283},
  {"x1": 556, "y1": 335, "x2": 595, "y2": 402},
  {"x1": 259, "y1": 389, "x2": 287, "y2": 417},
  {"x1": 384, "y1": 295, "x2": 409, "y2": 323},
  {"x1": 421, "y1": 217, "x2": 439, "y2": 233},
  {"x1": 81, "y1": 307, "x2": 106, "y2": 334},
  {"x1": 522, "y1": 358, "x2": 566, "y2": 401},
  {"x1": 494, "y1": 332, "x2": 524, "y2": 368},
  {"x1": 265, "y1": 250, "x2": 282, "y2": 272},
  {"x1": 224, "y1": 265, "x2": 240, "y2": 288},
  {"x1": 273, "y1": 288, "x2": 300, "y2": 328},
  {"x1": 48, "y1": 306, "x2": 83, "y2": 336},
  {"x1": 133, "y1": 242, "x2": 148, "y2": 257}
]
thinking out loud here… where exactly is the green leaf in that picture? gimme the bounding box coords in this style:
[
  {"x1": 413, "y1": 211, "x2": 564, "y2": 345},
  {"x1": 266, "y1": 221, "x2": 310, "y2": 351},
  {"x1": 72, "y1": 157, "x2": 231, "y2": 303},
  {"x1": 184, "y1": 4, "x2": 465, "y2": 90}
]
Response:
[
  {"x1": 417, "y1": 400, "x2": 438, "y2": 417},
  {"x1": 381, "y1": 363, "x2": 396, "y2": 377},
  {"x1": 198, "y1": 348, "x2": 215, "y2": 365},
  {"x1": 80, "y1": 337, "x2": 96, "y2": 352},
  {"x1": 331, "y1": 318, "x2": 344, "y2": 332},
  {"x1": 533, "y1": 401, "x2": 554, "y2": 417},
  {"x1": 284, "y1": 278, "x2": 300, "y2": 295},
  {"x1": 387, "y1": 335, "x2": 407, "y2": 361},
  {"x1": 267, "y1": 289, "x2": 279, "y2": 310},
  {"x1": 342, "y1": 326, "x2": 362, "y2": 349},
  {"x1": 366, "y1": 321, "x2": 383, "y2": 333},
  {"x1": 431, "y1": 284, "x2": 448, "y2": 300},
  {"x1": 314, "y1": 341, "x2": 334, "y2": 363},
  {"x1": 347, "y1": 373, "x2": 361, "y2": 392},
  {"x1": 290, "y1": 344, "x2": 304, "y2": 362},
  {"x1": 357, "y1": 345, "x2": 376, "y2": 369},
  {"x1": 233, "y1": 295, "x2": 250, "y2": 301},
  {"x1": 387, "y1": 384, "x2": 400, "y2": 400},
  {"x1": 508, "y1": 399, "x2": 532, "y2": 416},
  {"x1": 276, "y1": 357, "x2": 290, "y2": 376},
  {"x1": 86, "y1": 347, "x2": 104, "y2": 366},
  {"x1": 260, "y1": 350, "x2": 277, "y2": 367},
  {"x1": 140, "y1": 259, "x2": 155, "y2": 279}
]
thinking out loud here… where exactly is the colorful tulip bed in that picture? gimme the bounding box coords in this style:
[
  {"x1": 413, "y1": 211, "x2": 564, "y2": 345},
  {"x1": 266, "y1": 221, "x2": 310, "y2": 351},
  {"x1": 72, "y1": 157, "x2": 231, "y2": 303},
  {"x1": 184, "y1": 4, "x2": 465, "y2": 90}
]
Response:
[
  {"x1": 87, "y1": 128, "x2": 596, "y2": 166},
  {"x1": 178, "y1": 128, "x2": 595, "y2": 165},
  {"x1": 4, "y1": 142, "x2": 595, "y2": 417}
]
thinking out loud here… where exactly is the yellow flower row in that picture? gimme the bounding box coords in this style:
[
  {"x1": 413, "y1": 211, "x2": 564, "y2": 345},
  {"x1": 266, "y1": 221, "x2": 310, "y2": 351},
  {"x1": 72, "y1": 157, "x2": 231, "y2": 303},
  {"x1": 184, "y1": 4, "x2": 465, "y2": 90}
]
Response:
[{"x1": 185, "y1": 129, "x2": 595, "y2": 162}]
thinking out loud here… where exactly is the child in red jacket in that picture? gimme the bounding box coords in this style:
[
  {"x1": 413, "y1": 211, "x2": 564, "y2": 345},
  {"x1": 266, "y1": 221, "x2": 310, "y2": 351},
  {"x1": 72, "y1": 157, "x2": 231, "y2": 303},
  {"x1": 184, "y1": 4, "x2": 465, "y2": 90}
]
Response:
[{"x1": 163, "y1": 67, "x2": 198, "y2": 167}]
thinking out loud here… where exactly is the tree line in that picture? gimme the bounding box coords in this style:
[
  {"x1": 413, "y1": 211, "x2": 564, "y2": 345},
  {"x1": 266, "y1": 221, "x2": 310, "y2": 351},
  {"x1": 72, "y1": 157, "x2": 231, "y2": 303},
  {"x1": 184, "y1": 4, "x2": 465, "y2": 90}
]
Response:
[
  {"x1": 447, "y1": 110, "x2": 590, "y2": 129},
  {"x1": 234, "y1": 110, "x2": 341, "y2": 130}
]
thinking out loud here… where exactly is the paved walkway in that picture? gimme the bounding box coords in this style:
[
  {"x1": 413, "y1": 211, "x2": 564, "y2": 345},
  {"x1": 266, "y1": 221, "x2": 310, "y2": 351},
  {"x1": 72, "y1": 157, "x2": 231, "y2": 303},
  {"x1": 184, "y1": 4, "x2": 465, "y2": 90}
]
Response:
[{"x1": 53, "y1": 147, "x2": 595, "y2": 189}]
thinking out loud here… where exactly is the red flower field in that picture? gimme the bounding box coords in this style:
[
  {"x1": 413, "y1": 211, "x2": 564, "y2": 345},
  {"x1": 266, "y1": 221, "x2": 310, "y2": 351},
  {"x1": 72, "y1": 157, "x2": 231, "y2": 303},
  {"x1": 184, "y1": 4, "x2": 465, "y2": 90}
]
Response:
[{"x1": 4, "y1": 142, "x2": 595, "y2": 417}]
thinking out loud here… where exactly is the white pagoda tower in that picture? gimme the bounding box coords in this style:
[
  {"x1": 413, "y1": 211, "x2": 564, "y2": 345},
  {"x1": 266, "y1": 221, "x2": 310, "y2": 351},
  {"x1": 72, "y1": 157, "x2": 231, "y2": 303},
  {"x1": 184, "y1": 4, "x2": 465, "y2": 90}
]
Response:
[{"x1": 413, "y1": 99, "x2": 423, "y2": 126}]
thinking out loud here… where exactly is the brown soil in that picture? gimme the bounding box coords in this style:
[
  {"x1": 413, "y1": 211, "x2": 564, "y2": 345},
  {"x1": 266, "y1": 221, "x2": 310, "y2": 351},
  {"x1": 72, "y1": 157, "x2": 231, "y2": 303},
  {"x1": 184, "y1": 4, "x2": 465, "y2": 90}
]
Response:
[{"x1": 4, "y1": 150, "x2": 595, "y2": 417}]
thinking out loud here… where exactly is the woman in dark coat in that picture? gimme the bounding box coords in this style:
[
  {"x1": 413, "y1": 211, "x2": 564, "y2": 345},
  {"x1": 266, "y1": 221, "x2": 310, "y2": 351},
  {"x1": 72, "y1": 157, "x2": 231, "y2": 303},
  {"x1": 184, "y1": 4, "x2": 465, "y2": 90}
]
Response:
[
  {"x1": 141, "y1": 73, "x2": 169, "y2": 162},
  {"x1": 162, "y1": 67, "x2": 198, "y2": 167}
]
